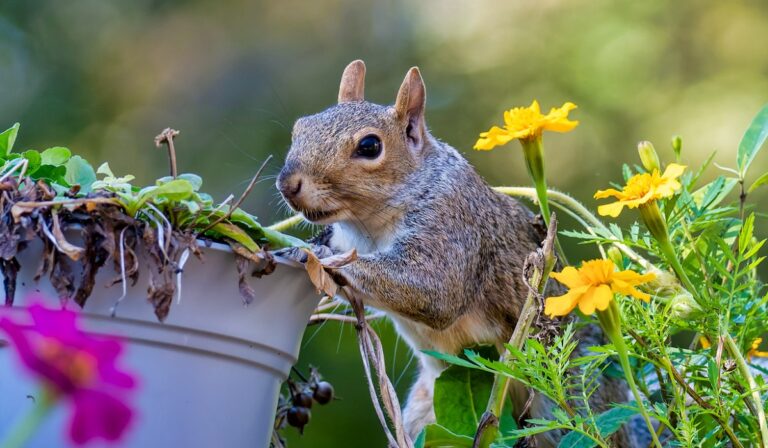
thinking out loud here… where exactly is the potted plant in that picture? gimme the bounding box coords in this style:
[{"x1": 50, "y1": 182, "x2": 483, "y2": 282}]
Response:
[{"x1": 0, "y1": 124, "x2": 332, "y2": 447}]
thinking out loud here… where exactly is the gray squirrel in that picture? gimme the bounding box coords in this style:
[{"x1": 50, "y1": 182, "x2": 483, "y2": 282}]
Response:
[{"x1": 277, "y1": 60, "x2": 633, "y2": 447}]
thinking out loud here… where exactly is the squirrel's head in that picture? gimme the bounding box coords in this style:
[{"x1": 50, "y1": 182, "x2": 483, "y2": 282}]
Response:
[{"x1": 277, "y1": 60, "x2": 427, "y2": 226}]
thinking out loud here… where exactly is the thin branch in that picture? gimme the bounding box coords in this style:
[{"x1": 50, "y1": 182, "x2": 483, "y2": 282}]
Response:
[
  {"x1": 308, "y1": 312, "x2": 385, "y2": 325},
  {"x1": 198, "y1": 155, "x2": 272, "y2": 235}
]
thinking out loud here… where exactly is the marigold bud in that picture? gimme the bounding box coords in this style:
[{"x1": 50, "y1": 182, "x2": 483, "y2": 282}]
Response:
[
  {"x1": 606, "y1": 246, "x2": 624, "y2": 267},
  {"x1": 669, "y1": 292, "x2": 703, "y2": 319},
  {"x1": 638, "y1": 141, "x2": 660, "y2": 172},
  {"x1": 671, "y1": 135, "x2": 682, "y2": 160}
]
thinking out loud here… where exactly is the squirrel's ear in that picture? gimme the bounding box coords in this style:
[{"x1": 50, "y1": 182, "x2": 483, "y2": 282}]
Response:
[
  {"x1": 338, "y1": 60, "x2": 366, "y2": 103},
  {"x1": 395, "y1": 67, "x2": 426, "y2": 148}
]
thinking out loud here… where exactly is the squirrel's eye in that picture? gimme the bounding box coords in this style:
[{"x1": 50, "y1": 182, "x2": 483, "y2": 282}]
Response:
[{"x1": 355, "y1": 135, "x2": 382, "y2": 159}]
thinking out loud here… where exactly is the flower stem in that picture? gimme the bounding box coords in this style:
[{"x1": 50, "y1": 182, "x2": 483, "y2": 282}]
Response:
[
  {"x1": 0, "y1": 389, "x2": 55, "y2": 448},
  {"x1": 597, "y1": 301, "x2": 662, "y2": 448},
  {"x1": 518, "y1": 140, "x2": 571, "y2": 265},
  {"x1": 520, "y1": 138, "x2": 551, "y2": 226},
  {"x1": 267, "y1": 214, "x2": 305, "y2": 232},
  {"x1": 638, "y1": 202, "x2": 703, "y2": 306},
  {"x1": 724, "y1": 333, "x2": 768, "y2": 448},
  {"x1": 494, "y1": 186, "x2": 650, "y2": 269}
]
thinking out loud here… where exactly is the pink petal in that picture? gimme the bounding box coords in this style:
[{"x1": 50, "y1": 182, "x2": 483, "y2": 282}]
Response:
[
  {"x1": 28, "y1": 303, "x2": 81, "y2": 341},
  {"x1": 0, "y1": 317, "x2": 73, "y2": 391},
  {"x1": 69, "y1": 389, "x2": 134, "y2": 445}
]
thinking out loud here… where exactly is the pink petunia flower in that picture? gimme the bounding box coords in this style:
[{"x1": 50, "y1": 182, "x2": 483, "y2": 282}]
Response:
[{"x1": 0, "y1": 300, "x2": 138, "y2": 445}]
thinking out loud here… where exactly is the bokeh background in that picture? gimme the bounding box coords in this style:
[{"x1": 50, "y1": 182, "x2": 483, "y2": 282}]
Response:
[{"x1": 1, "y1": 1, "x2": 767, "y2": 446}]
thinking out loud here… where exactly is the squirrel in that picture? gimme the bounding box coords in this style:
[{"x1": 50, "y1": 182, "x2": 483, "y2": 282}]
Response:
[{"x1": 277, "y1": 60, "x2": 636, "y2": 447}]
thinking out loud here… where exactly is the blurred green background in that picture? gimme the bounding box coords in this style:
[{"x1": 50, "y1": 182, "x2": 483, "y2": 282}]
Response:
[{"x1": 1, "y1": 1, "x2": 767, "y2": 446}]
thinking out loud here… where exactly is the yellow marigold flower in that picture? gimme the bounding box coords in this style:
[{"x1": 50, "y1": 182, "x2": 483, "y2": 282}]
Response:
[
  {"x1": 748, "y1": 338, "x2": 768, "y2": 361},
  {"x1": 474, "y1": 100, "x2": 579, "y2": 150},
  {"x1": 544, "y1": 259, "x2": 656, "y2": 317},
  {"x1": 594, "y1": 164, "x2": 687, "y2": 218}
]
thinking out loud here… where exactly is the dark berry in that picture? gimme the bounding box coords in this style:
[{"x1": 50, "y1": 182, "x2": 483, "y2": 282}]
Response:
[
  {"x1": 313, "y1": 381, "x2": 334, "y2": 405},
  {"x1": 293, "y1": 391, "x2": 313, "y2": 409},
  {"x1": 287, "y1": 406, "x2": 310, "y2": 429}
]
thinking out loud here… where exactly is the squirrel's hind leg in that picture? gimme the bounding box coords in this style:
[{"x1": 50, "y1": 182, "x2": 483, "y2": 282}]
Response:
[{"x1": 402, "y1": 360, "x2": 439, "y2": 441}]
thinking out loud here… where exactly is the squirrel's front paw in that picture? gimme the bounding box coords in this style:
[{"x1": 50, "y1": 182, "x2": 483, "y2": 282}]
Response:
[{"x1": 273, "y1": 244, "x2": 334, "y2": 263}]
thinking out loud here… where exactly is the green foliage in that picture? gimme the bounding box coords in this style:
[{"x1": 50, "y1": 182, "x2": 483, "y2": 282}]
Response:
[
  {"x1": 0, "y1": 123, "x2": 306, "y2": 251},
  {"x1": 417, "y1": 347, "x2": 516, "y2": 447},
  {"x1": 737, "y1": 104, "x2": 768, "y2": 177},
  {"x1": 0, "y1": 123, "x2": 19, "y2": 155},
  {"x1": 422, "y1": 106, "x2": 768, "y2": 447},
  {"x1": 557, "y1": 407, "x2": 637, "y2": 448}
]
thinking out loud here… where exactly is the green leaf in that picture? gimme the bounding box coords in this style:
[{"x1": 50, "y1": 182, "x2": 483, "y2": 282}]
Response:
[
  {"x1": 422, "y1": 350, "x2": 480, "y2": 369},
  {"x1": 621, "y1": 164, "x2": 632, "y2": 181},
  {"x1": 261, "y1": 227, "x2": 310, "y2": 249},
  {"x1": 208, "y1": 222, "x2": 260, "y2": 252},
  {"x1": 31, "y1": 165, "x2": 68, "y2": 184},
  {"x1": 691, "y1": 176, "x2": 738, "y2": 210},
  {"x1": 40, "y1": 146, "x2": 72, "y2": 166},
  {"x1": 158, "y1": 173, "x2": 203, "y2": 191},
  {"x1": 0, "y1": 123, "x2": 20, "y2": 155},
  {"x1": 97, "y1": 162, "x2": 115, "y2": 177},
  {"x1": 134, "y1": 179, "x2": 195, "y2": 211},
  {"x1": 707, "y1": 359, "x2": 719, "y2": 390},
  {"x1": 22, "y1": 150, "x2": 41, "y2": 174},
  {"x1": 179, "y1": 173, "x2": 202, "y2": 191},
  {"x1": 422, "y1": 424, "x2": 474, "y2": 447},
  {"x1": 739, "y1": 213, "x2": 755, "y2": 255},
  {"x1": 431, "y1": 353, "x2": 516, "y2": 442},
  {"x1": 557, "y1": 406, "x2": 637, "y2": 448},
  {"x1": 737, "y1": 103, "x2": 768, "y2": 176},
  {"x1": 64, "y1": 156, "x2": 97, "y2": 193},
  {"x1": 748, "y1": 171, "x2": 768, "y2": 193},
  {"x1": 433, "y1": 365, "x2": 491, "y2": 436},
  {"x1": 180, "y1": 199, "x2": 201, "y2": 214}
]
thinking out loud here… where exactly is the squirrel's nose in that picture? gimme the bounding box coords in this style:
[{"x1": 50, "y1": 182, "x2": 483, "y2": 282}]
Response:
[
  {"x1": 287, "y1": 178, "x2": 302, "y2": 197},
  {"x1": 277, "y1": 171, "x2": 303, "y2": 202}
]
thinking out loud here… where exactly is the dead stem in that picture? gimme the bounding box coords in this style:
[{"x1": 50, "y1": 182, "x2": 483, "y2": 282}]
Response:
[
  {"x1": 346, "y1": 292, "x2": 413, "y2": 448},
  {"x1": 308, "y1": 311, "x2": 385, "y2": 325},
  {"x1": 154, "y1": 128, "x2": 180, "y2": 178}
]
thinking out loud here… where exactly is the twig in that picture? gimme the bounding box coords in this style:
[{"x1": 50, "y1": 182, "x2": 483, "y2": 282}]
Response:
[
  {"x1": 154, "y1": 128, "x2": 180, "y2": 178},
  {"x1": 198, "y1": 155, "x2": 272, "y2": 235},
  {"x1": 308, "y1": 312, "x2": 385, "y2": 325},
  {"x1": 0, "y1": 158, "x2": 27, "y2": 183}
]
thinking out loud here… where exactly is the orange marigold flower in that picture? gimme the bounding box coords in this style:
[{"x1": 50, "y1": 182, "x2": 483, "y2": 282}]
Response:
[
  {"x1": 594, "y1": 164, "x2": 686, "y2": 218},
  {"x1": 474, "y1": 100, "x2": 579, "y2": 150},
  {"x1": 544, "y1": 259, "x2": 656, "y2": 317}
]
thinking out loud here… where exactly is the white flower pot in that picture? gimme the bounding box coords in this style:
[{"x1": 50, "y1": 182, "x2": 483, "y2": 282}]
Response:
[{"x1": 0, "y1": 240, "x2": 320, "y2": 448}]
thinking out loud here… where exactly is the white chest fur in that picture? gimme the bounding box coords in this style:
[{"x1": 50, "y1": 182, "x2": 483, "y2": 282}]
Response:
[{"x1": 329, "y1": 221, "x2": 397, "y2": 255}]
